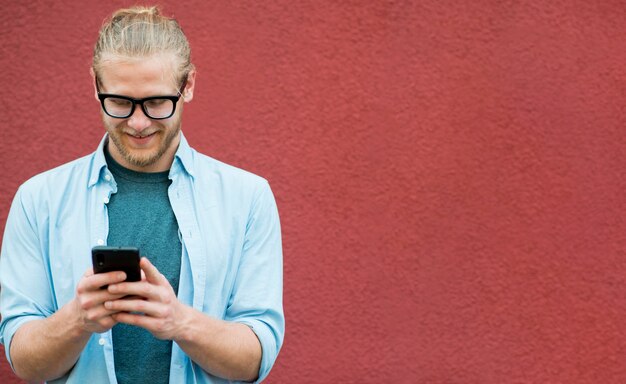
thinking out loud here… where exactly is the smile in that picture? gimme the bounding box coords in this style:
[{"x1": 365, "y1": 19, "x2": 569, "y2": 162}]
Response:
[{"x1": 127, "y1": 132, "x2": 156, "y2": 138}]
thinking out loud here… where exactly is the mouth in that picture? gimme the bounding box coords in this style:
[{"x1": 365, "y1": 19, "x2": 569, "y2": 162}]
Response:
[
  {"x1": 124, "y1": 131, "x2": 158, "y2": 146},
  {"x1": 127, "y1": 131, "x2": 156, "y2": 138}
]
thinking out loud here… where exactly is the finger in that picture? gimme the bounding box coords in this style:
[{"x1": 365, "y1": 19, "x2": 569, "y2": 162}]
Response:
[
  {"x1": 87, "y1": 304, "x2": 124, "y2": 320},
  {"x1": 105, "y1": 298, "x2": 166, "y2": 317},
  {"x1": 108, "y1": 280, "x2": 163, "y2": 302},
  {"x1": 78, "y1": 271, "x2": 127, "y2": 293},
  {"x1": 84, "y1": 268, "x2": 95, "y2": 277},
  {"x1": 88, "y1": 271, "x2": 128, "y2": 291},
  {"x1": 140, "y1": 257, "x2": 168, "y2": 285},
  {"x1": 111, "y1": 311, "x2": 156, "y2": 330},
  {"x1": 79, "y1": 289, "x2": 127, "y2": 310}
]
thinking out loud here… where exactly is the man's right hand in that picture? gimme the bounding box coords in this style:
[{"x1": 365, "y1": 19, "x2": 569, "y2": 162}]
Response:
[
  {"x1": 8, "y1": 268, "x2": 130, "y2": 381},
  {"x1": 73, "y1": 268, "x2": 129, "y2": 334}
]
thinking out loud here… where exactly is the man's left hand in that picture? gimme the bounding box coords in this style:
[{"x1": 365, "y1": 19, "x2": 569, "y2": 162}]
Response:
[{"x1": 105, "y1": 257, "x2": 189, "y2": 340}]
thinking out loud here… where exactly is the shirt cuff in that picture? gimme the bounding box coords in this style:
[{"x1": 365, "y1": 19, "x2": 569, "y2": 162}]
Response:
[
  {"x1": 238, "y1": 319, "x2": 281, "y2": 383},
  {"x1": 2, "y1": 315, "x2": 42, "y2": 372}
]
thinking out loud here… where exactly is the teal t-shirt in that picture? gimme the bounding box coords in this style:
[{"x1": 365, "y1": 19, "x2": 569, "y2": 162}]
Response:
[{"x1": 104, "y1": 148, "x2": 182, "y2": 384}]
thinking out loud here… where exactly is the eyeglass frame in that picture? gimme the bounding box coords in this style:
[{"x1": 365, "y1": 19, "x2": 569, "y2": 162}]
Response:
[{"x1": 95, "y1": 75, "x2": 188, "y2": 120}]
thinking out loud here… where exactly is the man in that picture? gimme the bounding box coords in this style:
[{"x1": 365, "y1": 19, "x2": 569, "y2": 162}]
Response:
[{"x1": 0, "y1": 6, "x2": 284, "y2": 384}]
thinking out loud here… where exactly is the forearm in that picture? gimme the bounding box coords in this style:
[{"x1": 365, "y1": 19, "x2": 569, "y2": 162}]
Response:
[
  {"x1": 10, "y1": 299, "x2": 91, "y2": 381},
  {"x1": 106, "y1": 258, "x2": 264, "y2": 380},
  {"x1": 174, "y1": 306, "x2": 262, "y2": 382}
]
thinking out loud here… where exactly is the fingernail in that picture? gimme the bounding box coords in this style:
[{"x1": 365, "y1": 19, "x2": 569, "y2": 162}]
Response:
[
  {"x1": 104, "y1": 301, "x2": 112, "y2": 309},
  {"x1": 118, "y1": 273, "x2": 126, "y2": 280}
]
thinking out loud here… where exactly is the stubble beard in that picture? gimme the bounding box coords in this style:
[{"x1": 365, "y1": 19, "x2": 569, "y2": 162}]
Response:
[{"x1": 106, "y1": 119, "x2": 181, "y2": 169}]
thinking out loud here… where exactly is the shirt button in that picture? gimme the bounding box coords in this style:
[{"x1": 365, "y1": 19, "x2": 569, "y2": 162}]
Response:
[
  {"x1": 104, "y1": 174, "x2": 111, "y2": 181},
  {"x1": 103, "y1": 197, "x2": 109, "y2": 204},
  {"x1": 97, "y1": 239, "x2": 105, "y2": 246},
  {"x1": 99, "y1": 338, "x2": 106, "y2": 346}
]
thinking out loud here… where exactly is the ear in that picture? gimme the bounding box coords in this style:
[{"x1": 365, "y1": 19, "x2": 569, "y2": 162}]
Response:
[
  {"x1": 90, "y1": 68, "x2": 99, "y2": 101},
  {"x1": 182, "y1": 68, "x2": 196, "y2": 103}
]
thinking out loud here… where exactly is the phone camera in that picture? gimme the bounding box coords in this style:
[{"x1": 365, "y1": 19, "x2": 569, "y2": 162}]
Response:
[{"x1": 96, "y1": 253, "x2": 105, "y2": 267}]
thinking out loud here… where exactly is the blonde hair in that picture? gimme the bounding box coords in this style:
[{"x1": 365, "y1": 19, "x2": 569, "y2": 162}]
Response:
[{"x1": 93, "y1": 6, "x2": 193, "y2": 84}]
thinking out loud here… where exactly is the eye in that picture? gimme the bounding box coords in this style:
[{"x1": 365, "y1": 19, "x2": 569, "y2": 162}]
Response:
[
  {"x1": 109, "y1": 98, "x2": 131, "y2": 106},
  {"x1": 145, "y1": 99, "x2": 167, "y2": 107}
]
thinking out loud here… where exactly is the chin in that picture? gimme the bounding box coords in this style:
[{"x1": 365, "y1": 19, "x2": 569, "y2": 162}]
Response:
[
  {"x1": 126, "y1": 151, "x2": 163, "y2": 168},
  {"x1": 105, "y1": 120, "x2": 181, "y2": 170}
]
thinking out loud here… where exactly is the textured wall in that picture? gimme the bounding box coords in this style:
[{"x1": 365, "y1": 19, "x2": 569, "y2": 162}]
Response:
[{"x1": 1, "y1": 1, "x2": 625, "y2": 383}]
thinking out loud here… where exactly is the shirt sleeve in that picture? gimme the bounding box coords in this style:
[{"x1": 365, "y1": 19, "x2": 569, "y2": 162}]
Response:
[
  {"x1": 224, "y1": 180, "x2": 284, "y2": 382},
  {"x1": 0, "y1": 186, "x2": 55, "y2": 370}
]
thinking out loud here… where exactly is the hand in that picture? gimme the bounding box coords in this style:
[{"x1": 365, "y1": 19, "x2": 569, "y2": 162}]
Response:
[
  {"x1": 105, "y1": 257, "x2": 189, "y2": 340},
  {"x1": 73, "y1": 269, "x2": 128, "y2": 334}
]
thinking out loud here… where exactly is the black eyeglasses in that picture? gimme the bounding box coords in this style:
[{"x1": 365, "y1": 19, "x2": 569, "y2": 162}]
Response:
[{"x1": 96, "y1": 76, "x2": 187, "y2": 120}]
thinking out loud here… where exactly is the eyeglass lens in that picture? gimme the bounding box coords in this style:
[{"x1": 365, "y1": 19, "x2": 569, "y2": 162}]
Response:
[{"x1": 103, "y1": 97, "x2": 175, "y2": 119}]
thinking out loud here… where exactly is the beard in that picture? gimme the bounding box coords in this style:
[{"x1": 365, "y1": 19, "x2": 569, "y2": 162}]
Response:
[{"x1": 104, "y1": 112, "x2": 182, "y2": 169}]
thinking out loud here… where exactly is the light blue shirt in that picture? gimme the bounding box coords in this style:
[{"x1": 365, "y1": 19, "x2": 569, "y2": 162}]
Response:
[{"x1": 0, "y1": 132, "x2": 284, "y2": 383}]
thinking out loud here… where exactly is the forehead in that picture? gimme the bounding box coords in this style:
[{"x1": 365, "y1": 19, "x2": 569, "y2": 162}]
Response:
[{"x1": 97, "y1": 53, "x2": 178, "y2": 96}]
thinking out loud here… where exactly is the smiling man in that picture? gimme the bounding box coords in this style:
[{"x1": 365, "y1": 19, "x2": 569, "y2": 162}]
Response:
[{"x1": 0, "y1": 6, "x2": 284, "y2": 384}]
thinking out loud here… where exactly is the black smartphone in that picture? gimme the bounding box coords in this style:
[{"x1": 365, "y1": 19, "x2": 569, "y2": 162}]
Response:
[{"x1": 91, "y1": 246, "x2": 141, "y2": 282}]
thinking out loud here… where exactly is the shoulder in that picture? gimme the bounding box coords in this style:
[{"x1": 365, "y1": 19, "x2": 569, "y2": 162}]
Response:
[
  {"x1": 185, "y1": 149, "x2": 275, "y2": 214},
  {"x1": 176, "y1": 133, "x2": 269, "y2": 192},
  {"x1": 191, "y1": 150, "x2": 270, "y2": 191},
  {"x1": 17, "y1": 153, "x2": 95, "y2": 203}
]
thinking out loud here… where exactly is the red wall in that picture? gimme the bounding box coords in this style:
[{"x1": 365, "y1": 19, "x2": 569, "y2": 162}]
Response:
[{"x1": 1, "y1": 1, "x2": 625, "y2": 383}]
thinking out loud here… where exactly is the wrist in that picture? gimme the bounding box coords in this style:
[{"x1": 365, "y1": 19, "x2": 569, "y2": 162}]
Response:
[
  {"x1": 64, "y1": 298, "x2": 93, "y2": 340},
  {"x1": 172, "y1": 304, "x2": 195, "y2": 343}
]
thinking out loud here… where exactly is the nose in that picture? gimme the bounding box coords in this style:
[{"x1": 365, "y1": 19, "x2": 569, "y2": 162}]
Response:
[{"x1": 127, "y1": 105, "x2": 151, "y2": 132}]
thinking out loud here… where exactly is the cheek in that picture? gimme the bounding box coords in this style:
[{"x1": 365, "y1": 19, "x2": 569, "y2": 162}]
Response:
[
  {"x1": 156, "y1": 119, "x2": 174, "y2": 133},
  {"x1": 102, "y1": 116, "x2": 125, "y2": 132}
]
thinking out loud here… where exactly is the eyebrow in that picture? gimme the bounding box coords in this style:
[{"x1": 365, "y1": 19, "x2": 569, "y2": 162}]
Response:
[{"x1": 94, "y1": 75, "x2": 187, "y2": 96}]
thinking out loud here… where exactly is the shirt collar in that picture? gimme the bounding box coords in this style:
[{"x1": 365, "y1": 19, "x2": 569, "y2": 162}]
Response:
[
  {"x1": 87, "y1": 131, "x2": 195, "y2": 188},
  {"x1": 88, "y1": 134, "x2": 110, "y2": 188},
  {"x1": 171, "y1": 131, "x2": 195, "y2": 179}
]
